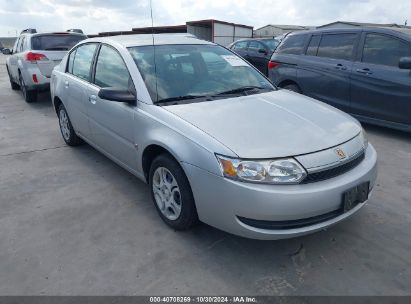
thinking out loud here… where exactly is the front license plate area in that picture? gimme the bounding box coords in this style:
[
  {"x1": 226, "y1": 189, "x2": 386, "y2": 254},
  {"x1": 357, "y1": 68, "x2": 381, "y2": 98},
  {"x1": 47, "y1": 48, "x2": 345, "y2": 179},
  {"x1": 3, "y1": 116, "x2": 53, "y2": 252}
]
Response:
[{"x1": 342, "y1": 182, "x2": 370, "y2": 212}]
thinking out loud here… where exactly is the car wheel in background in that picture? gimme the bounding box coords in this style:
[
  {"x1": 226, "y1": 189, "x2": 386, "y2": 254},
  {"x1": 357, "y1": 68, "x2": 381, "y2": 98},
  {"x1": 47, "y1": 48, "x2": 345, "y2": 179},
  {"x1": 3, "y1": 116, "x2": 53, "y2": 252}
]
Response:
[
  {"x1": 7, "y1": 67, "x2": 19, "y2": 90},
  {"x1": 58, "y1": 104, "x2": 83, "y2": 146},
  {"x1": 19, "y1": 73, "x2": 37, "y2": 103},
  {"x1": 282, "y1": 84, "x2": 301, "y2": 93},
  {"x1": 149, "y1": 154, "x2": 198, "y2": 230}
]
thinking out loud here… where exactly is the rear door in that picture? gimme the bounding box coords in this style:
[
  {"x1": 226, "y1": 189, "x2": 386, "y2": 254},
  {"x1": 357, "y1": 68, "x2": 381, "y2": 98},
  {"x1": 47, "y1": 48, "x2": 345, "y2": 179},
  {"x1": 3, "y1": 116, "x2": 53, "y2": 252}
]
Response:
[
  {"x1": 350, "y1": 32, "x2": 411, "y2": 125},
  {"x1": 231, "y1": 40, "x2": 249, "y2": 59},
  {"x1": 247, "y1": 40, "x2": 270, "y2": 75},
  {"x1": 297, "y1": 32, "x2": 359, "y2": 113},
  {"x1": 8, "y1": 36, "x2": 23, "y2": 80},
  {"x1": 64, "y1": 43, "x2": 99, "y2": 139},
  {"x1": 30, "y1": 34, "x2": 87, "y2": 77},
  {"x1": 86, "y1": 44, "x2": 137, "y2": 170}
]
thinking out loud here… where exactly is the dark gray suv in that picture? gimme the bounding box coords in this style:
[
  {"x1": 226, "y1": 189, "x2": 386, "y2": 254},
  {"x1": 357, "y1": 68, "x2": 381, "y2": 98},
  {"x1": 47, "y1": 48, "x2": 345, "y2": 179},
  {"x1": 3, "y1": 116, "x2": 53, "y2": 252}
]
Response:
[{"x1": 268, "y1": 27, "x2": 411, "y2": 132}]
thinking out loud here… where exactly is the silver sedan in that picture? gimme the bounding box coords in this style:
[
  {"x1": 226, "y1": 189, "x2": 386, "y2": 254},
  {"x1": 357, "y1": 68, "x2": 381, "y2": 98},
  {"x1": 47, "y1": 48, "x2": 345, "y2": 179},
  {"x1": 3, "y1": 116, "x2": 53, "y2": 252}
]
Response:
[{"x1": 51, "y1": 34, "x2": 377, "y2": 240}]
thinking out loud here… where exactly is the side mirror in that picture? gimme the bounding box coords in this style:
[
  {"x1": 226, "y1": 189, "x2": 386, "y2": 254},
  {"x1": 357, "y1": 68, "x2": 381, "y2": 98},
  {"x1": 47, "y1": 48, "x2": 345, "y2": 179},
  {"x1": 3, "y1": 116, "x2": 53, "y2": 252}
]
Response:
[
  {"x1": 258, "y1": 48, "x2": 268, "y2": 55},
  {"x1": 399, "y1": 57, "x2": 411, "y2": 69},
  {"x1": 2, "y1": 48, "x2": 12, "y2": 55},
  {"x1": 98, "y1": 87, "x2": 136, "y2": 104}
]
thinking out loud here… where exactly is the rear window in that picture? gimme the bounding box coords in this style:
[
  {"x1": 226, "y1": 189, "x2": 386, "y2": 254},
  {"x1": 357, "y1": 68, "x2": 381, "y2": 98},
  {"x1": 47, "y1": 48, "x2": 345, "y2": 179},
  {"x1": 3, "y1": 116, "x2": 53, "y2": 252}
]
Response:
[
  {"x1": 276, "y1": 34, "x2": 307, "y2": 55},
  {"x1": 316, "y1": 34, "x2": 357, "y2": 61},
  {"x1": 31, "y1": 34, "x2": 86, "y2": 51}
]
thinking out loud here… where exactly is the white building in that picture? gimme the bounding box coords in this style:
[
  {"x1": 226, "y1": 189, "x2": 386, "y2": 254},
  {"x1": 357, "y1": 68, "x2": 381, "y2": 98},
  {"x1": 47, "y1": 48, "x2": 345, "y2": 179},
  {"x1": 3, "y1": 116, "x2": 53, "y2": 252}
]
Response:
[{"x1": 253, "y1": 25, "x2": 311, "y2": 38}]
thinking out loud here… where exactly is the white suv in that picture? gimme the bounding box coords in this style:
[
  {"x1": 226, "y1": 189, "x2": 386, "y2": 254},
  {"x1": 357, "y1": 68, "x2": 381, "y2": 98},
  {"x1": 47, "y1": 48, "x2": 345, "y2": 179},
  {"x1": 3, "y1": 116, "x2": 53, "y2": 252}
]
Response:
[{"x1": 6, "y1": 29, "x2": 86, "y2": 102}]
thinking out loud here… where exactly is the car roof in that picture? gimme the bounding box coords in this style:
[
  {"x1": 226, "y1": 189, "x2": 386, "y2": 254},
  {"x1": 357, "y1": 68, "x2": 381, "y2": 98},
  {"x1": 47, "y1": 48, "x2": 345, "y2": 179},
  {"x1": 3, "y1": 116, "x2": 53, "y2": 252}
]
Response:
[
  {"x1": 287, "y1": 27, "x2": 411, "y2": 41},
  {"x1": 84, "y1": 33, "x2": 214, "y2": 47},
  {"x1": 19, "y1": 32, "x2": 87, "y2": 39}
]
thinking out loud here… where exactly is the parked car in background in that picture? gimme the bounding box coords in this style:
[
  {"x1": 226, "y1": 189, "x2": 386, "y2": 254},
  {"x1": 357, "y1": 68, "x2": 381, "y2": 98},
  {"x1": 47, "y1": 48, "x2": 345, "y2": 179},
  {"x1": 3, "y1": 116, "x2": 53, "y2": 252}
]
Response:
[
  {"x1": 51, "y1": 34, "x2": 377, "y2": 240},
  {"x1": 5, "y1": 28, "x2": 87, "y2": 102},
  {"x1": 268, "y1": 27, "x2": 411, "y2": 132},
  {"x1": 2, "y1": 48, "x2": 12, "y2": 55},
  {"x1": 229, "y1": 38, "x2": 280, "y2": 76}
]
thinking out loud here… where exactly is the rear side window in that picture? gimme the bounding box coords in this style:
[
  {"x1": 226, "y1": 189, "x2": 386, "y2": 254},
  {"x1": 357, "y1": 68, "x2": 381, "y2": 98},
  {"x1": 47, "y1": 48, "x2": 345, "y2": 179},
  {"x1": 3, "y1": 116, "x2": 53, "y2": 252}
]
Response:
[
  {"x1": 276, "y1": 34, "x2": 307, "y2": 55},
  {"x1": 71, "y1": 44, "x2": 97, "y2": 82},
  {"x1": 233, "y1": 41, "x2": 248, "y2": 50},
  {"x1": 362, "y1": 33, "x2": 411, "y2": 67},
  {"x1": 317, "y1": 34, "x2": 357, "y2": 60},
  {"x1": 248, "y1": 41, "x2": 265, "y2": 51},
  {"x1": 31, "y1": 34, "x2": 86, "y2": 51},
  {"x1": 94, "y1": 45, "x2": 130, "y2": 90},
  {"x1": 306, "y1": 35, "x2": 321, "y2": 56}
]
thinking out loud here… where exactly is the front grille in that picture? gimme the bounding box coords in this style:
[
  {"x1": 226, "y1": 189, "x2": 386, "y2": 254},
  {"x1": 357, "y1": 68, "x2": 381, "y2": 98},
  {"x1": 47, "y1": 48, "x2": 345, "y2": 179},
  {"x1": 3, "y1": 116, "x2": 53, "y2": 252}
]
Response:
[
  {"x1": 301, "y1": 151, "x2": 365, "y2": 184},
  {"x1": 237, "y1": 208, "x2": 343, "y2": 230}
]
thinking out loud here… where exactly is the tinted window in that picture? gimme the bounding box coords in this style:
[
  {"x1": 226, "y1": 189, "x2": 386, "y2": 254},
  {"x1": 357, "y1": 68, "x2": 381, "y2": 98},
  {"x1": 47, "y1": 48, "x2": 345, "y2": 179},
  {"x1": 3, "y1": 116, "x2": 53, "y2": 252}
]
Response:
[
  {"x1": 306, "y1": 35, "x2": 321, "y2": 56},
  {"x1": 233, "y1": 41, "x2": 248, "y2": 50},
  {"x1": 249, "y1": 41, "x2": 264, "y2": 51},
  {"x1": 362, "y1": 33, "x2": 411, "y2": 67},
  {"x1": 128, "y1": 44, "x2": 273, "y2": 102},
  {"x1": 262, "y1": 39, "x2": 280, "y2": 51},
  {"x1": 94, "y1": 45, "x2": 130, "y2": 90},
  {"x1": 317, "y1": 34, "x2": 357, "y2": 60},
  {"x1": 31, "y1": 34, "x2": 86, "y2": 51},
  {"x1": 71, "y1": 44, "x2": 97, "y2": 81},
  {"x1": 276, "y1": 34, "x2": 307, "y2": 55},
  {"x1": 67, "y1": 49, "x2": 76, "y2": 74}
]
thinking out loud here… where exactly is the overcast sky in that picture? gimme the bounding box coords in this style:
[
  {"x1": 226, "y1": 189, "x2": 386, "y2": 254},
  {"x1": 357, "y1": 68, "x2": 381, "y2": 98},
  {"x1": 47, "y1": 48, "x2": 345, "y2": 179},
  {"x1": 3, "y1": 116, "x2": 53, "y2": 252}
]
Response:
[{"x1": 0, "y1": 0, "x2": 409, "y2": 36}]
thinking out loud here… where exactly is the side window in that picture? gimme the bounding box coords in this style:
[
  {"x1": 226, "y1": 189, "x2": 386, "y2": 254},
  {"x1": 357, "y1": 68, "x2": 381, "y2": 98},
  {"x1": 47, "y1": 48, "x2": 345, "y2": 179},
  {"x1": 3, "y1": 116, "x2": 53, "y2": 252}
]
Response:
[
  {"x1": 66, "y1": 49, "x2": 76, "y2": 74},
  {"x1": 362, "y1": 33, "x2": 411, "y2": 67},
  {"x1": 317, "y1": 34, "x2": 357, "y2": 61},
  {"x1": 71, "y1": 44, "x2": 97, "y2": 82},
  {"x1": 94, "y1": 45, "x2": 130, "y2": 90},
  {"x1": 233, "y1": 41, "x2": 248, "y2": 50},
  {"x1": 249, "y1": 41, "x2": 264, "y2": 52},
  {"x1": 306, "y1": 35, "x2": 321, "y2": 56},
  {"x1": 276, "y1": 34, "x2": 307, "y2": 55},
  {"x1": 13, "y1": 37, "x2": 21, "y2": 53},
  {"x1": 19, "y1": 37, "x2": 26, "y2": 52}
]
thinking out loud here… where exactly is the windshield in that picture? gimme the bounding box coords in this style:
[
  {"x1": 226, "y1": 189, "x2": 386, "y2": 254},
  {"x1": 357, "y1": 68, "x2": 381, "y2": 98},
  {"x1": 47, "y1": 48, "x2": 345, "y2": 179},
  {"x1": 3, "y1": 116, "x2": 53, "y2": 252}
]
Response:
[
  {"x1": 128, "y1": 44, "x2": 274, "y2": 104},
  {"x1": 262, "y1": 39, "x2": 280, "y2": 51},
  {"x1": 31, "y1": 34, "x2": 87, "y2": 51}
]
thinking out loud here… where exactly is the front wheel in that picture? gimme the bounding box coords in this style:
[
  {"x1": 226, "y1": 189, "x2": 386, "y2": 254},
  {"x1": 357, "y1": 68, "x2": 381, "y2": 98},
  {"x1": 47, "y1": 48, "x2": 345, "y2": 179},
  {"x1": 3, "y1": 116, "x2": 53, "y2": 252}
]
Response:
[
  {"x1": 58, "y1": 104, "x2": 83, "y2": 146},
  {"x1": 149, "y1": 154, "x2": 198, "y2": 230},
  {"x1": 7, "y1": 67, "x2": 19, "y2": 90}
]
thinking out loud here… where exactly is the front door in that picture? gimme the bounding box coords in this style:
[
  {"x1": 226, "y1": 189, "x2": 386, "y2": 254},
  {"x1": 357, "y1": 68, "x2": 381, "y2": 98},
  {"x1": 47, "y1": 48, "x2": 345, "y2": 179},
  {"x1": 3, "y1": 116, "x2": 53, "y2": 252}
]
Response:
[
  {"x1": 86, "y1": 44, "x2": 137, "y2": 170},
  {"x1": 350, "y1": 32, "x2": 411, "y2": 125}
]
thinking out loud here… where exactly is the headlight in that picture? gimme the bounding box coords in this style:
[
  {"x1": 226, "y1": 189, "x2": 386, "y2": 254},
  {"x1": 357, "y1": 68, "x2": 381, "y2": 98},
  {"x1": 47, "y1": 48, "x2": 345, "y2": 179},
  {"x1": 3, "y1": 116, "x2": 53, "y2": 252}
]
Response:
[
  {"x1": 359, "y1": 128, "x2": 368, "y2": 150},
  {"x1": 216, "y1": 155, "x2": 307, "y2": 184}
]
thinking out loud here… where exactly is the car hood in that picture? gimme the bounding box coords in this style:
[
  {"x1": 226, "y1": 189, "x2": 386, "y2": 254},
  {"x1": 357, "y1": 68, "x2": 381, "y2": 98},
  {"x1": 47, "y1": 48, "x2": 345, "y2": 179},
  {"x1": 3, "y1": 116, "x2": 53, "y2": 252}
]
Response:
[{"x1": 164, "y1": 90, "x2": 361, "y2": 158}]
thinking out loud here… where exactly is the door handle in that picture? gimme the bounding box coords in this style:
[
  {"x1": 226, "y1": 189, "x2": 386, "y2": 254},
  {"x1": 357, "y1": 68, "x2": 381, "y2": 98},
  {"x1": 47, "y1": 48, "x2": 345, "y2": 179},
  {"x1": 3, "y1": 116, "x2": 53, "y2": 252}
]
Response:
[
  {"x1": 89, "y1": 95, "x2": 97, "y2": 104},
  {"x1": 335, "y1": 64, "x2": 347, "y2": 71},
  {"x1": 64, "y1": 81, "x2": 69, "y2": 88},
  {"x1": 356, "y1": 68, "x2": 373, "y2": 75}
]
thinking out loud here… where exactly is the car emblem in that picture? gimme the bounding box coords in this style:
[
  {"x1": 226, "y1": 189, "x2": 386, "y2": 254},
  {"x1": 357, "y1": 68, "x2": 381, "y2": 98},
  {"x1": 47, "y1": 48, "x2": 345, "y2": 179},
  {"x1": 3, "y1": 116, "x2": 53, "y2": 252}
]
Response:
[{"x1": 335, "y1": 148, "x2": 346, "y2": 160}]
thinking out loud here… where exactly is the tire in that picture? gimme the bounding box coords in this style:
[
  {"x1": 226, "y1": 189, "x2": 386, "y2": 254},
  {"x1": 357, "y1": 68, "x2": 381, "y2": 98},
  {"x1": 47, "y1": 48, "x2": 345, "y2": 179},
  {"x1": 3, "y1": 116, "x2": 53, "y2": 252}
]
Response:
[
  {"x1": 19, "y1": 73, "x2": 37, "y2": 103},
  {"x1": 7, "y1": 67, "x2": 19, "y2": 90},
  {"x1": 282, "y1": 84, "x2": 301, "y2": 93},
  {"x1": 149, "y1": 154, "x2": 198, "y2": 230},
  {"x1": 58, "y1": 104, "x2": 83, "y2": 146}
]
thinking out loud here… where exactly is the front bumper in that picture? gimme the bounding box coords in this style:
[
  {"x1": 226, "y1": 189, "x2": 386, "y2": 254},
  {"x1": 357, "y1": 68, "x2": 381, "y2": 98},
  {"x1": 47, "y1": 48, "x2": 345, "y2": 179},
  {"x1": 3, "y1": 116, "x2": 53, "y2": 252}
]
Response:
[{"x1": 182, "y1": 144, "x2": 377, "y2": 240}]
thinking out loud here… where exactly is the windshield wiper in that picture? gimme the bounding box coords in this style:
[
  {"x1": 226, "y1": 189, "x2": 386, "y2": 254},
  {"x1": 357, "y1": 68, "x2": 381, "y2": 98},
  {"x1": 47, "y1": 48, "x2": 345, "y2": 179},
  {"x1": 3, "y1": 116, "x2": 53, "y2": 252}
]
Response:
[
  {"x1": 156, "y1": 95, "x2": 211, "y2": 105},
  {"x1": 215, "y1": 86, "x2": 271, "y2": 96}
]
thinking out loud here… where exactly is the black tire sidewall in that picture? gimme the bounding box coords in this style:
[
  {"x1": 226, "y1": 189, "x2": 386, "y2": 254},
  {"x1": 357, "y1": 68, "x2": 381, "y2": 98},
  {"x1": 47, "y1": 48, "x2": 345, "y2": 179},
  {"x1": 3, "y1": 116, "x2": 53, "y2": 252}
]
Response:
[
  {"x1": 149, "y1": 154, "x2": 198, "y2": 230},
  {"x1": 283, "y1": 84, "x2": 301, "y2": 93},
  {"x1": 58, "y1": 104, "x2": 81, "y2": 146}
]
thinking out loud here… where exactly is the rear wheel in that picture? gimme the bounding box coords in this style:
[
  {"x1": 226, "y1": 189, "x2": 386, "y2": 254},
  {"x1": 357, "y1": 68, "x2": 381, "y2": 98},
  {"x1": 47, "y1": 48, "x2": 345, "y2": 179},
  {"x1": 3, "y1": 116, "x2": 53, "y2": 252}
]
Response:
[
  {"x1": 7, "y1": 67, "x2": 19, "y2": 90},
  {"x1": 19, "y1": 73, "x2": 37, "y2": 103},
  {"x1": 149, "y1": 154, "x2": 198, "y2": 230},
  {"x1": 58, "y1": 104, "x2": 83, "y2": 146},
  {"x1": 282, "y1": 84, "x2": 301, "y2": 93}
]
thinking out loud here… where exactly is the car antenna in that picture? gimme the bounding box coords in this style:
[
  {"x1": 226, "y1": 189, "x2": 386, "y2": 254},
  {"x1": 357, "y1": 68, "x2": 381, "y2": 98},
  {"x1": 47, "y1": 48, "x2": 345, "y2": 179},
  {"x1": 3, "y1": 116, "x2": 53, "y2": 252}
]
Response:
[{"x1": 150, "y1": 0, "x2": 159, "y2": 102}]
